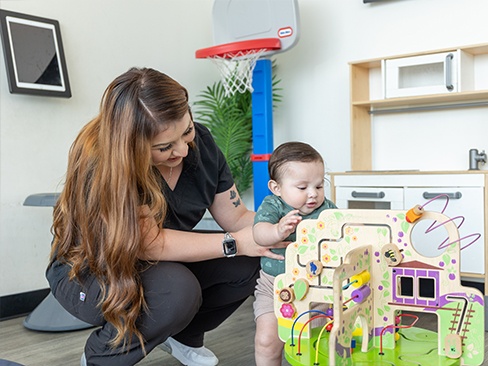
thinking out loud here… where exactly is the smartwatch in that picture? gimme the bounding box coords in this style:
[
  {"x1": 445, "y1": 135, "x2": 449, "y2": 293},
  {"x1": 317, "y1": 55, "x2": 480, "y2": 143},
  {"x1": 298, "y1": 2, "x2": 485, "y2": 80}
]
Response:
[{"x1": 222, "y1": 232, "x2": 237, "y2": 257}]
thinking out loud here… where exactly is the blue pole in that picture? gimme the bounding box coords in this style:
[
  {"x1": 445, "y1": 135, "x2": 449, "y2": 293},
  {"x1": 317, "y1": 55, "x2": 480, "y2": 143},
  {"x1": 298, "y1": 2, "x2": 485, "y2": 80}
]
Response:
[{"x1": 251, "y1": 59, "x2": 274, "y2": 210}]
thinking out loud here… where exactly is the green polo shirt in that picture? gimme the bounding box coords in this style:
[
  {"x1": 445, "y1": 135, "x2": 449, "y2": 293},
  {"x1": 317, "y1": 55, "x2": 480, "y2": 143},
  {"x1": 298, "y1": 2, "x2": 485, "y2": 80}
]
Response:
[{"x1": 254, "y1": 195, "x2": 337, "y2": 276}]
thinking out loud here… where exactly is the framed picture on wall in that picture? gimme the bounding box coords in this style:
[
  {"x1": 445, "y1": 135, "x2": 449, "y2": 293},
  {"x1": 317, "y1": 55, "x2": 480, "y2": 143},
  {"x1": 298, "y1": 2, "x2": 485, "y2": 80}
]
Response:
[{"x1": 0, "y1": 9, "x2": 71, "y2": 98}]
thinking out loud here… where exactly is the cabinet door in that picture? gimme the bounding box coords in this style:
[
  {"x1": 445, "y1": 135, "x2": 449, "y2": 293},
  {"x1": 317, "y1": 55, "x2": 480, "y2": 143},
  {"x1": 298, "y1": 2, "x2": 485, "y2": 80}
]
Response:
[
  {"x1": 404, "y1": 187, "x2": 484, "y2": 275},
  {"x1": 335, "y1": 187, "x2": 404, "y2": 210},
  {"x1": 384, "y1": 51, "x2": 459, "y2": 98}
]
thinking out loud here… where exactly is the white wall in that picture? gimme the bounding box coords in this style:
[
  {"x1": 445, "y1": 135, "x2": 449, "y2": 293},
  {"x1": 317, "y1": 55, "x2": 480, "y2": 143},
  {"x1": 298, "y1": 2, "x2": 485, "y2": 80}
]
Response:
[
  {"x1": 0, "y1": 0, "x2": 218, "y2": 296},
  {"x1": 1, "y1": 0, "x2": 488, "y2": 297}
]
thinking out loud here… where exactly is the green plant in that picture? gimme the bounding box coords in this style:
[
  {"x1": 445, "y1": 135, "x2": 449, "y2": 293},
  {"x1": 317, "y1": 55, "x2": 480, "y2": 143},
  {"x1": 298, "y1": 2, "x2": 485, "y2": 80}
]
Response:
[{"x1": 193, "y1": 61, "x2": 282, "y2": 195}]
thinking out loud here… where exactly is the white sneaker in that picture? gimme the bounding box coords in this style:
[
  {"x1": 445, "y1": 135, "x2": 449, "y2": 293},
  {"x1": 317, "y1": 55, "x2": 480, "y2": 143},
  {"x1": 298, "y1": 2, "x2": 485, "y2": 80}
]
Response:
[
  {"x1": 80, "y1": 352, "x2": 87, "y2": 366},
  {"x1": 158, "y1": 337, "x2": 219, "y2": 366}
]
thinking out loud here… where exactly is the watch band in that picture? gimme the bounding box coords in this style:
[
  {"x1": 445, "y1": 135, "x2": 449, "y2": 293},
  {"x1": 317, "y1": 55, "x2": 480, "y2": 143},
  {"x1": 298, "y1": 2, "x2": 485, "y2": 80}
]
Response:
[
  {"x1": 224, "y1": 232, "x2": 233, "y2": 241},
  {"x1": 222, "y1": 232, "x2": 237, "y2": 257}
]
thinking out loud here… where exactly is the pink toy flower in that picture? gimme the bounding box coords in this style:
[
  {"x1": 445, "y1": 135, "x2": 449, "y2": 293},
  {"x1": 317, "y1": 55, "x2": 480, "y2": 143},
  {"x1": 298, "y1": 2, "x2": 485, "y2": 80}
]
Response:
[{"x1": 280, "y1": 303, "x2": 296, "y2": 319}]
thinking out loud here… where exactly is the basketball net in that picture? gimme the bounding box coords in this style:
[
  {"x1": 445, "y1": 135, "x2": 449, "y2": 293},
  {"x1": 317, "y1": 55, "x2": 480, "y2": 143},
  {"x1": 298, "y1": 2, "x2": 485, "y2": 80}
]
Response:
[{"x1": 210, "y1": 49, "x2": 266, "y2": 96}]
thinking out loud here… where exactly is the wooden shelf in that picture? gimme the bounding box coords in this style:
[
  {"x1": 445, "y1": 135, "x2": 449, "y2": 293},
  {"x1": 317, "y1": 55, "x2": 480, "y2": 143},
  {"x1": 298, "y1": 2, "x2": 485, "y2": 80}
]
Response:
[{"x1": 353, "y1": 90, "x2": 488, "y2": 109}]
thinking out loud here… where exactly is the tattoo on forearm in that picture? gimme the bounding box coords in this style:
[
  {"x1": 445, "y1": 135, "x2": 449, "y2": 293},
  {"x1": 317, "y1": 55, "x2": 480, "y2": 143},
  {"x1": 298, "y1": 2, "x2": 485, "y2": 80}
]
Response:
[{"x1": 230, "y1": 190, "x2": 241, "y2": 207}]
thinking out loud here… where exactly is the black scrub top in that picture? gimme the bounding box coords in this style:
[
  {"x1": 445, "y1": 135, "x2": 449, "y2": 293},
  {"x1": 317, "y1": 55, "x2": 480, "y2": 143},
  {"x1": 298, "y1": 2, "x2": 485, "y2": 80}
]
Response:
[{"x1": 161, "y1": 122, "x2": 234, "y2": 231}]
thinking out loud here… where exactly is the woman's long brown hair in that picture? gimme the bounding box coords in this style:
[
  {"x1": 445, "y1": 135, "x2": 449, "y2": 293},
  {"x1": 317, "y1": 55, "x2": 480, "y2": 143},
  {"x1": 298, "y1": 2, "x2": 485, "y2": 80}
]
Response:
[{"x1": 50, "y1": 68, "x2": 190, "y2": 351}]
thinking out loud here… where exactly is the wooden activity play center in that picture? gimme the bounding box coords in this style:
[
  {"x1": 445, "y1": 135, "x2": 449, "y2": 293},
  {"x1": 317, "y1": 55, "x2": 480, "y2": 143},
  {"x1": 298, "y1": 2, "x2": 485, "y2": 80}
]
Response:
[{"x1": 274, "y1": 199, "x2": 485, "y2": 365}]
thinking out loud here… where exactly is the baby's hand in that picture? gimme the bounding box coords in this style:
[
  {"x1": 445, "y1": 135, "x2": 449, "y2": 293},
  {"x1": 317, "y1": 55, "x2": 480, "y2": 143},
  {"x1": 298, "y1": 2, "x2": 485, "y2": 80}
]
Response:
[{"x1": 277, "y1": 210, "x2": 302, "y2": 240}]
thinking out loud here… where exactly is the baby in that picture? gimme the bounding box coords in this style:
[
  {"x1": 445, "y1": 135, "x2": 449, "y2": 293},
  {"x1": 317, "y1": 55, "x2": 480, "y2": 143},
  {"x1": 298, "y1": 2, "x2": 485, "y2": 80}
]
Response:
[{"x1": 252, "y1": 141, "x2": 337, "y2": 365}]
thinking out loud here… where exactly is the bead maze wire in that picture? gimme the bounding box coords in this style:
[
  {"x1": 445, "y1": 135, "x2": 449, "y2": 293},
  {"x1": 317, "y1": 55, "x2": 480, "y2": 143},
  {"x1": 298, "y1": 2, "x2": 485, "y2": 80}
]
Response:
[
  {"x1": 290, "y1": 310, "x2": 328, "y2": 346},
  {"x1": 342, "y1": 280, "x2": 357, "y2": 290},
  {"x1": 293, "y1": 286, "x2": 371, "y2": 362},
  {"x1": 416, "y1": 193, "x2": 481, "y2": 251},
  {"x1": 342, "y1": 294, "x2": 359, "y2": 306},
  {"x1": 379, "y1": 313, "x2": 419, "y2": 355},
  {"x1": 295, "y1": 314, "x2": 332, "y2": 355},
  {"x1": 315, "y1": 319, "x2": 335, "y2": 364}
]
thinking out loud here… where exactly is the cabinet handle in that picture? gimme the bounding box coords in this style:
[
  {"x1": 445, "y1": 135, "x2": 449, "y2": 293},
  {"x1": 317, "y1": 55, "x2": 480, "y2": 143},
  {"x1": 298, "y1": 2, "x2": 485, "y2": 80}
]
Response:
[
  {"x1": 351, "y1": 191, "x2": 385, "y2": 199},
  {"x1": 445, "y1": 53, "x2": 454, "y2": 91},
  {"x1": 422, "y1": 192, "x2": 462, "y2": 200}
]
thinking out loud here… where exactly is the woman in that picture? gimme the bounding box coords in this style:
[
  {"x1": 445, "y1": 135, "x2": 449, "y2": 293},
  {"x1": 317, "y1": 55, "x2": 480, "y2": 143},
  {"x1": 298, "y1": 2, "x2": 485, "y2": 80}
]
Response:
[{"x1": 46, "y1": 67, "x2": 286, "y2": 366}]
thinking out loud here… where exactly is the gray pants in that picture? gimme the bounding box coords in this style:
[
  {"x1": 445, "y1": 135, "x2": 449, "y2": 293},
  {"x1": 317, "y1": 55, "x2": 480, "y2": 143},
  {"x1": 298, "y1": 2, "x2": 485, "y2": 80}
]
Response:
[{"x1": 48, "y1": 257, "x2": 260, "y2": 365}]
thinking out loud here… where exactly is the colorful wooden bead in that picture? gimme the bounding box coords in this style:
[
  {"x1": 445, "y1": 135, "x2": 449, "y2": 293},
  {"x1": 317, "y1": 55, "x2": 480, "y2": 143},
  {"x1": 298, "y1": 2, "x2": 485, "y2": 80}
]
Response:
[
  {"x1": 350, "y1": 270, "x2": 370, "y2": 288},
  {"x1": 406, "y1": 204, "x2": 424, "y2": 223}
]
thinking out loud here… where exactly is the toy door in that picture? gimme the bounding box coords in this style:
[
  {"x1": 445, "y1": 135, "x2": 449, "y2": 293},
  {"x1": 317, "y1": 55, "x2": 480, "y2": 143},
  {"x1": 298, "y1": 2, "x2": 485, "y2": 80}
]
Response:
[{"x1": 383, "y1": 50, "x2": 470, "y2": 98}]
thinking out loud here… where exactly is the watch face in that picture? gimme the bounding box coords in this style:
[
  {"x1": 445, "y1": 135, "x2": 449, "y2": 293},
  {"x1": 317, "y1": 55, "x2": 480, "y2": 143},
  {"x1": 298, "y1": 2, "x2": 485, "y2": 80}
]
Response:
[{"x1": 223, "y1": 239, "x2": 237, "y2": 256}]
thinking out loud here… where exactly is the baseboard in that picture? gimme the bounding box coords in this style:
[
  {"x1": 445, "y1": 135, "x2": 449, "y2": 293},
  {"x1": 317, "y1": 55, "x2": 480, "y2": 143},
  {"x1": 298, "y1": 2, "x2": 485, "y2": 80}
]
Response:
[
  {"x1": 461, "y1": 280, "x2": 484, "y2": 293},
  {"x1": 0, "y1": 288, "x2": 50, "y2": 321}
]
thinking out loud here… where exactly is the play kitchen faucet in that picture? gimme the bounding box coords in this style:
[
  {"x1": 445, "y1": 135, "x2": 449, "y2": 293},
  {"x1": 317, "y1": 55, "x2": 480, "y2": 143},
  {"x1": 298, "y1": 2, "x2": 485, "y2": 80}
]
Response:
[{"x1": 469, "y1": 148, "x2": 487, "y2": 170}]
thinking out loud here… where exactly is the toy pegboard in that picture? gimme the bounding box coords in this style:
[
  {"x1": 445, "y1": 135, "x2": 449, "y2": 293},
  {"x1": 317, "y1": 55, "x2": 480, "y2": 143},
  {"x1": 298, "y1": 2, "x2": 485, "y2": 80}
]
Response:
[{"x1": 274, "y1": 208, "x2": 485, "y2": 365}]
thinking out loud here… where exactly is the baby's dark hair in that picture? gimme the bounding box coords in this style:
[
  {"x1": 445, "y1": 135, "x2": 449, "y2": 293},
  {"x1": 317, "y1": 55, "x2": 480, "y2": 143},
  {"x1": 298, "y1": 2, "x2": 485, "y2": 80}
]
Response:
[{"x1": 268, "y1": 141, "x2": 323, "y2": 182}]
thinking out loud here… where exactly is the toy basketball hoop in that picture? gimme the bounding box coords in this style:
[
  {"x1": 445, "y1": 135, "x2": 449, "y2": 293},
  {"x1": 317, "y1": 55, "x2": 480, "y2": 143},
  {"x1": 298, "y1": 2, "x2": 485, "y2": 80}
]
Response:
[{"x1": 196, "y1": 38, "x2": 281, "y2": 95}]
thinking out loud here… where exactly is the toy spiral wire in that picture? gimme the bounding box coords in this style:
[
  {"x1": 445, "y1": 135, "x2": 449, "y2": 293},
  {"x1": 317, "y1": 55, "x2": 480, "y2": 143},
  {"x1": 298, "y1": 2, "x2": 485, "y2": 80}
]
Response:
[{"x1": 417, "y1": 193, "x2": 480, "y2": 251}]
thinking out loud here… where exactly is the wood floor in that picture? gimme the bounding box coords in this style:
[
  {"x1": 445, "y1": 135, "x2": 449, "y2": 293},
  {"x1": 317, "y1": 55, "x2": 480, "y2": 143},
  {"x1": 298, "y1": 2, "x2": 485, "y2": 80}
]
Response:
[
  {"x1": 1, "y1": 296, "x2": 487, "y2": 365},
  {"x1": 0, "y1": 296, "x2": 287, "y2": 366}
]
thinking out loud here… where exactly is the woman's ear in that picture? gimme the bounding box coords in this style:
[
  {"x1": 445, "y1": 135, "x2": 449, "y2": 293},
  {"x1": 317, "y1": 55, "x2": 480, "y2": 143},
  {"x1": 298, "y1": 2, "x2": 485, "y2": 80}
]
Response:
[{"x1": 268, "y1": 180, "x2": 281, "y2": 196}]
